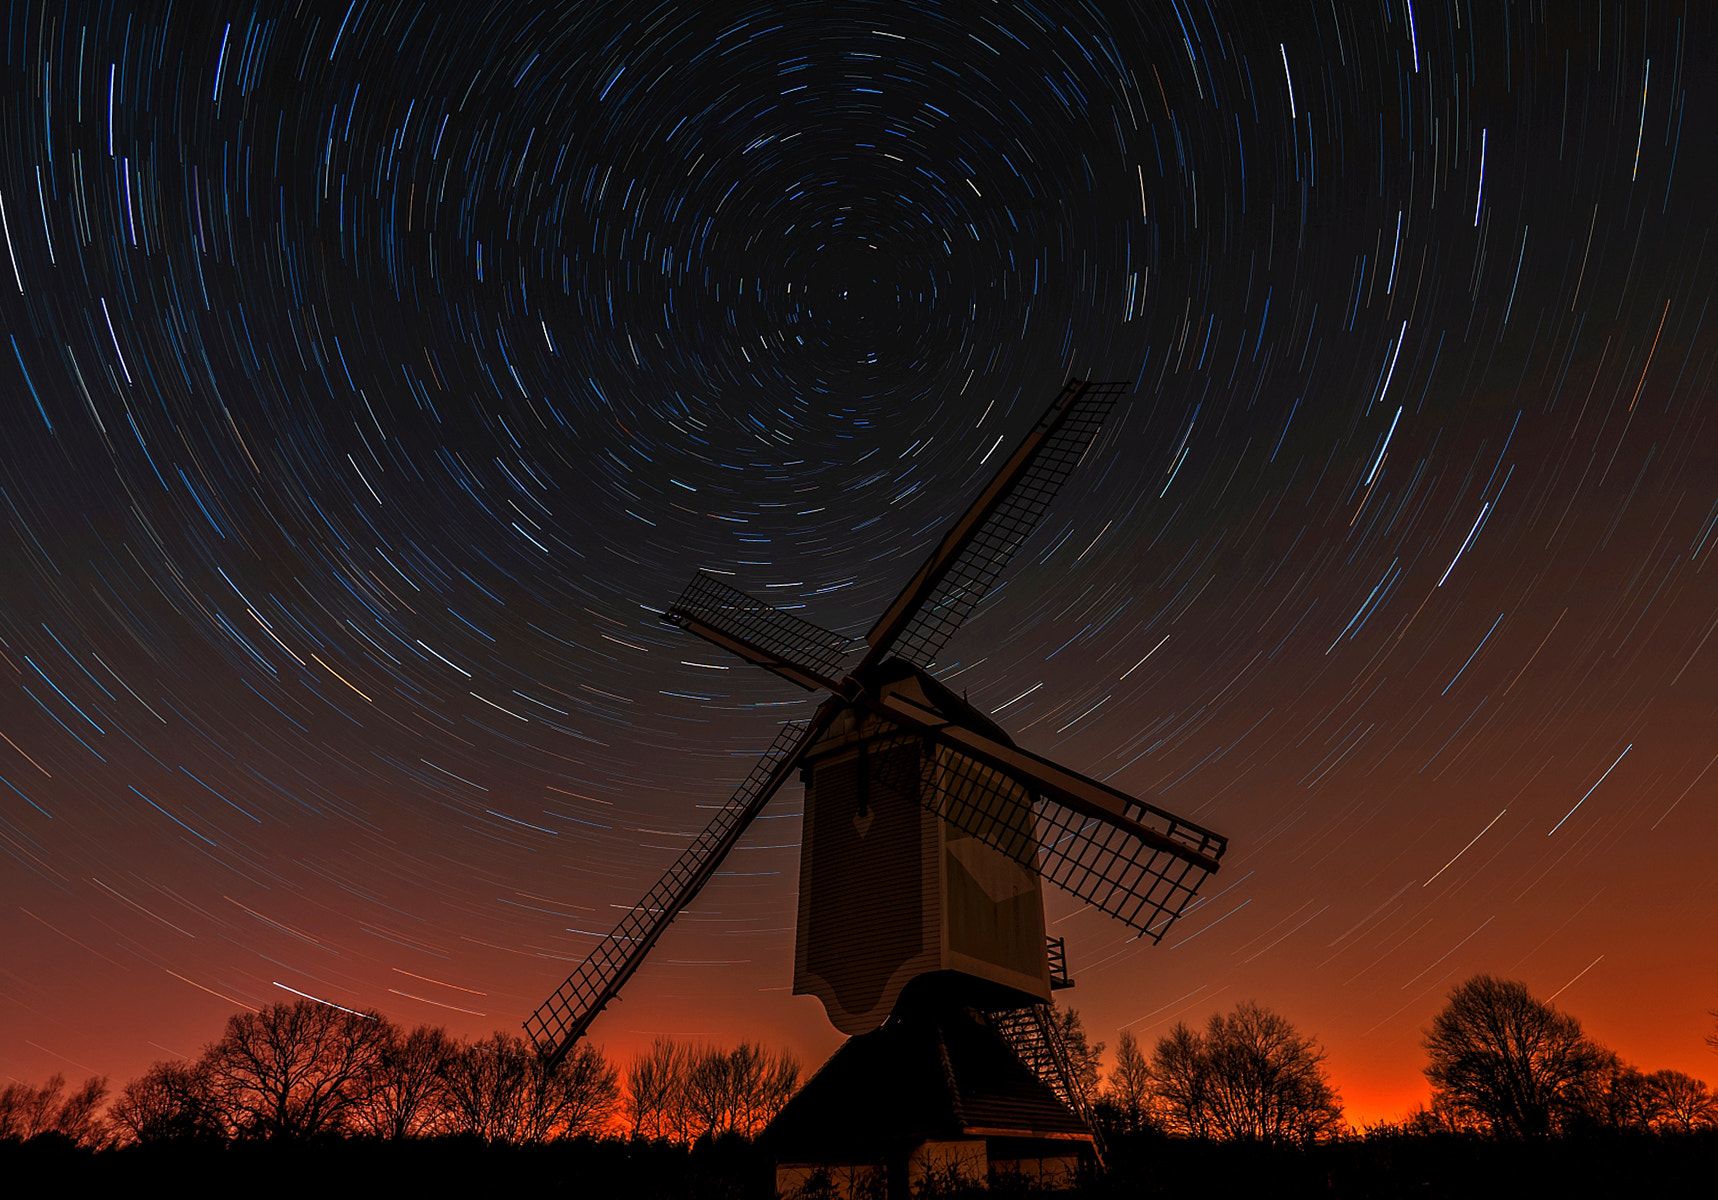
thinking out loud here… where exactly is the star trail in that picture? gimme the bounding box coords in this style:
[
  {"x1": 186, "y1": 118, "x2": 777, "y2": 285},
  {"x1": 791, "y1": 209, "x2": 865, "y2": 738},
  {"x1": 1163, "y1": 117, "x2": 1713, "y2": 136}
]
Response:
[{"x1": 2, "y1": 2, "x2": 1715, "y2": 1124}]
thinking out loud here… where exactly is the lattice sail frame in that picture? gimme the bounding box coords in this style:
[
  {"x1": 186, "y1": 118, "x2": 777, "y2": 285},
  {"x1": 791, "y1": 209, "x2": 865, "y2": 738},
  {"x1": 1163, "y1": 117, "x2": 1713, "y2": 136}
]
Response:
[
  {"x1": 864, "y1": 722, "x2": 1223, "y2": 939},
  {"x1": 879, "y1": 380, "x2": 1128, "y2": 670},
  {"x1": 525, "y1": 720, "x2": 812, "y2": 1064},
  {"x1": 665, "y1": 571, "x2": 851, "y2": 689}
]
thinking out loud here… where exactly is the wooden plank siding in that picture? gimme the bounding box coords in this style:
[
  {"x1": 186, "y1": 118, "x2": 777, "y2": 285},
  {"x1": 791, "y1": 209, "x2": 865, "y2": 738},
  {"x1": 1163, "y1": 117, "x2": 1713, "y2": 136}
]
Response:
[{"x1": 794, "y1": 675, "x2": 1051, "y2": 1035}]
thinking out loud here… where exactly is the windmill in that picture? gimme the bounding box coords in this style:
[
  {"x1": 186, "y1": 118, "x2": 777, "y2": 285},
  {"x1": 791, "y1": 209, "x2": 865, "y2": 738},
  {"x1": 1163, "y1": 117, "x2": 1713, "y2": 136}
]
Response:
[{"x1": 525, "y1": 379, "x2": 1228, "y2": 1183}]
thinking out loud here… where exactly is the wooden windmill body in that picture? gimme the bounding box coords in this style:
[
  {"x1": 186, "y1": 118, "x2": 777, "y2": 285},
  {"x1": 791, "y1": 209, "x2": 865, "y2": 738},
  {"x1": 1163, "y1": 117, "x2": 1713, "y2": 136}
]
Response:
[
  {"x1": 795, "y1": 662, "x2": 1051, "y2": 1035},
  {"x1": 521, "y1": 380, "x2": 1230, "y2": 1193}
]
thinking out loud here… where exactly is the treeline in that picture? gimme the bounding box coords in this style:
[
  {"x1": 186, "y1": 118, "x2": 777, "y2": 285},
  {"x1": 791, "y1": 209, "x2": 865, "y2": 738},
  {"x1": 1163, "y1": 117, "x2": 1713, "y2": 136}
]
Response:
[
  {"x1": 0, "y1": 999, "x2": 795, "y2": 1149},
  {"x1": 3, "y1": 972, "x2": 1714, "y2": 1157},
  {"x1": 1075, "y1": 974, "x2": 1718, "y2": 1145},
  {"x1": 623, "y1": 1036, "x2": 799, "y2": 1141},
  {"x1": 1410, "y1": 974, "x2": 1716, "y2": 1137}
]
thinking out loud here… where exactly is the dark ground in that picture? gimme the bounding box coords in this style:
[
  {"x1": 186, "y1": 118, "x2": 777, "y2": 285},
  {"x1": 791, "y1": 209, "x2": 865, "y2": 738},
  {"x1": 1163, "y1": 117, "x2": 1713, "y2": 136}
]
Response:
[{"x1": 4, "y1": 1129, "x2": 1715, "y2": 1198}]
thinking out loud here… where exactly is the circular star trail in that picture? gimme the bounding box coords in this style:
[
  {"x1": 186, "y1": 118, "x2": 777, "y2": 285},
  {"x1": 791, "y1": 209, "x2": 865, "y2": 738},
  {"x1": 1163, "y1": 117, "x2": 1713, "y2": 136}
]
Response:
[{"x1": 2, "y1": 2, "x2": 1715, "y2": 1121}]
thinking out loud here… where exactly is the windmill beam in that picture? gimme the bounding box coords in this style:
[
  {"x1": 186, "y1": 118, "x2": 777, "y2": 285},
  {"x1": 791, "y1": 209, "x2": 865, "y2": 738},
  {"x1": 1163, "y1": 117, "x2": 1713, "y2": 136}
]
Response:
[
  {"x1": 664, "y1": 612, "x2": 845, "y2": 693},
  {"x1": 861, "y1": 379, "x2": 1096, "y2": 666},
  {"x1": 525, "y1": 718, "x2": 822, "y2": 1066},
  {"x1": 662, "y1": 571, "x2": 851, "y2": 689},
  {"x1": 867, "y1": 691, "x2": 1224, "y2": 876}
]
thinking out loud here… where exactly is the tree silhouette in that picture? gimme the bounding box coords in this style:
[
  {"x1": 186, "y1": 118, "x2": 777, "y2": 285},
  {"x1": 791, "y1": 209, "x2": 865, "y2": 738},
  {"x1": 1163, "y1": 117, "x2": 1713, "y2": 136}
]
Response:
[
  {"x1": 1644, "y1": 1070, "x2": 1718, "y2": 1132},
  {"x1": 202, "y1": 999, "x2": 393, "y2": 1139},
  {"x1": 1148, "y1": 1002, "x2": 1343, "y2": 1142},
  {"x1": 1422, "y1": 975, "x2": 1614, "y2": 1138},
  {"x1": 675, "y1": 1042, "x2": 799, "y2": 1140},
  {"x1": 1099, "y1": 1027, "x2": 1154, "y2": 1135},
  {"x1": 0, "y1": 1073, "x2": 110, "y2": 1146},
  {"x1": 722, "y1": 1042, "x2": 799, "y2": 1137},
  {"x1": 1149, "y1": 1020, "x2": 1213, "y2": 1138},
  {"x1": 680, "y1": 1046, "x2": 736, "y2": 1140},
  {"x1": 355, "y1": 1024, "x2": 457, "y2": 1139},
  {"x1": 50, "y1": 1075, "x2": 113, "y2": 1148},
  {"x1": 0, "y1": 1075, "x2": 60, "y2": 1141},
  {"x1": 625, "y1": 1036, "x2": 691, "y2": 1140},
  {"x1": 109, "y1": 1061, "x2": 223, "y2": 1144},
  {"x1": 1051, "y1": 1006, "x2": 1104, "y2": 1111},
  {"x1": 441, "y1": 1034, "x2": 617, "y2": 1142},
  {"x1": 1584, "y1": 1060, "x2": 1653, "y2": 1131}
]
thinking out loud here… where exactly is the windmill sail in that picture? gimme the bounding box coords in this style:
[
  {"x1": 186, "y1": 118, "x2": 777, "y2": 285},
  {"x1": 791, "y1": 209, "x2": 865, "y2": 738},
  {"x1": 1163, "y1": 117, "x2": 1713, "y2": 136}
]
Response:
[
  {"x1": 664, "y1": 571, "x2": 851, "y2": 693},
  {"x1": 859, "y1": 695, "x2": 1225, "y2": 937},
  {"x1": 927, "y1": 742, "x2": 1222, "y2": 938},
  {"x1": 525, "y1": 719, "x2": 816, "y2": 1066},
  {"x1": 863, "y1": 379, "x2": 1128, "y2": 671}
]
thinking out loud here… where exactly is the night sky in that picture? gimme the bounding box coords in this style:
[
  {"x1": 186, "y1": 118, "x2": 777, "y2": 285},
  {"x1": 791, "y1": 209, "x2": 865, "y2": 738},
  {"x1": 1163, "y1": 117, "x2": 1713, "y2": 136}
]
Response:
[{"x1": 3, "y1": 1, "x2": 1716, "y2": 1126}]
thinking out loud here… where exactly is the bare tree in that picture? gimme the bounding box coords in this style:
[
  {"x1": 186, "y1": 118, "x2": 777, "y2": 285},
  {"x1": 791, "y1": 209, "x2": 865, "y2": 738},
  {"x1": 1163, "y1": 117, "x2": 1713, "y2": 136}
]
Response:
[
  {"x1": 626, "y1": 1036, "x2": 691, "y2": 1139},
  {"x1": 109, "y1": 1060, "x2": 224, "y2": 1144},
  {"x1": 1203, "y1": 1002, "x2": 1343, "y2": 1142},
  {"x1": 1422, "y1": 975, "x2": 1614, "y2": 1139},
  {"x1": 1575, "y1": 1058, "x2": 1656, "y2": 1131},
  {"x1": 539, "y1": 1041, "x2": 620, "y2": 1139},
  {"x1": 1099, "y1": 1027, "x2": 1154, "y2": 1135},
  {"x1": 655, "y1": 1041, "x2": 801, "y2": 1141},
  {"x1": 721, "y1": 1042, "x2": 799, "y2": 1137},
  {"x1": 1707, "y1": 1010, "x2": 1718, "y2": 1056},
  {"x1": 354, "y1": 1024, "x2": 457, "y2": 1139},
  {"x1": 735, "y1": 1042, "x2": 800, "y2": 1136},
  {"x1": 0, "y1": 1077, "x2": 56, "y2": 1141},
  {"x1": 202, "y1": 999, "x2": 393, "y2": 1139},
  {"x1": 1569, "y1": 1062, "x2": 1718, "y2": 1133},
  {"x1": 441, "y1": 1034, "x2": 524, "y2": 1141},
  {"x1": 442, "y1": 1034, "x2": 617, "y2": 1143},
  {"x1": 50, "y1": 1076, "x2": 111, "y2": 1148},
  {"x1": 1148, "y1": 1020, "x2": 1213, "y2": 1138},
  {"x1": 1645, "y1": 1070, "x2": 1718, "y2": 1132},
  {"x1": 681, "y1": 1045, "x2": 736, "y2": 1139},
  {"x1": 0, "y1": 1073, "x2": 110, "y2": 1146},
  {"x1": 1052, "y1": 1006, "x2": 1104, "y2": 1111},
  {"x1": 1150, "y1": 1002, "x2": 1343, "y2": 1142}
]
